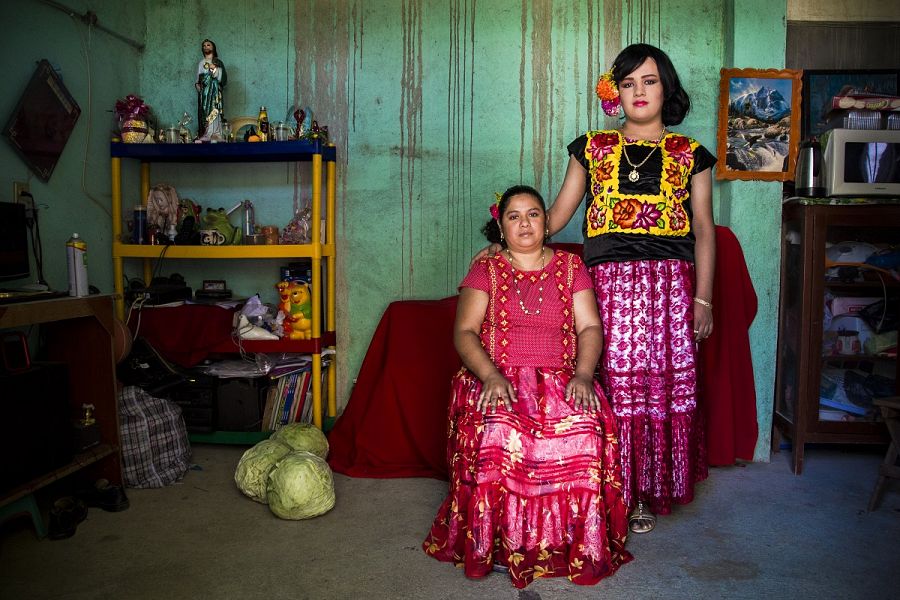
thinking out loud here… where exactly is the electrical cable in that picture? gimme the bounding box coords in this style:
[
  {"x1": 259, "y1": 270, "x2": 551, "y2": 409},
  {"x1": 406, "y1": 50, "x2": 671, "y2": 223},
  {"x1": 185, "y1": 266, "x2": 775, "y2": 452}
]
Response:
[
  {"x1": 38, "y1": 0, "x2": 145, "y2": 51},
  {"x1": 828, "y1": 261, "x2": 891, "y2": 335},
  {"x1": 127, "y1": 243, "x2": 173, "y2": 339},
  {"x1": 70, "y1": 17, "x2": 111, "y2": 219},
  {"x1": 150, "y1": 243, "x2": 172, "y2": 284},
  {"x1": 21, "y1": 192, "x2": 48, "y2": 287}
]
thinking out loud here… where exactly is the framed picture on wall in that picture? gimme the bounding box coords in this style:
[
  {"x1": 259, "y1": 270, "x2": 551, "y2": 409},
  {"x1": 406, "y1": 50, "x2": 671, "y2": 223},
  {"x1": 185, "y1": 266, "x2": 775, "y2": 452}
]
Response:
[
  {"x1": 3, "y1": 60, "x2": 81, "y2": 181},
  {"x1": 716, "y1": 68, "x2": 802, "y2": 182},
  {"x1": 802, "y1": 69, "x2": 900, "y2": 139}
]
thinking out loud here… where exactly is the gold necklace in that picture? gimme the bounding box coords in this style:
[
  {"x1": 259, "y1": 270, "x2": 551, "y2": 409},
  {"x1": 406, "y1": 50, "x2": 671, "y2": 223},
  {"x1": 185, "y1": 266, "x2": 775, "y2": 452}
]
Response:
[
  {"x1": 505, "y1": 247, "x2": 547, "y2": 315},
  {"x1": 621, "y1": 127, "x2": 666, "y2": 183}
]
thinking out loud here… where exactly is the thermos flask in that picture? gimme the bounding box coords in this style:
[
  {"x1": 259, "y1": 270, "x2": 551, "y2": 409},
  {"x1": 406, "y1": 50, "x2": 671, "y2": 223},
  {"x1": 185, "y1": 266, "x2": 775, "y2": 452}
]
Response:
[{"x1": 795, "y1": 137, "x2": 826, "y2": 197}]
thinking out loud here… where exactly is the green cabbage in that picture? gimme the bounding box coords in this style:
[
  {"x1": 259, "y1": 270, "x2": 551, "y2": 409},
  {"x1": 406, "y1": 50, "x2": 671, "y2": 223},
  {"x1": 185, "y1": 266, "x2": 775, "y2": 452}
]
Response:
[
  {"x1": 234, "y1": 439, "x2": 292, "y2": 504},
  {"x1": 267, "y1": 451, "x2": 336, "y2": 520},
  {"x1": 270, "y1": 423, "x2": 329, "y2": 459}
]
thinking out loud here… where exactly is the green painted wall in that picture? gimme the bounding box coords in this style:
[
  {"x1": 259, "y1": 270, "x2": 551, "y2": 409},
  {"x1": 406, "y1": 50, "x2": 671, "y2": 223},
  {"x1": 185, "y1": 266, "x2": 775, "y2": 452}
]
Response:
[
  {"x1": 721, "y1": 0, "x2": 788, "y2": 460},
  {"x1": 1, "y1": 0, "x2": 144, "y2": 296},
  {"x1": 2, "y1": 0, "x2": 787, "y2": 462}
]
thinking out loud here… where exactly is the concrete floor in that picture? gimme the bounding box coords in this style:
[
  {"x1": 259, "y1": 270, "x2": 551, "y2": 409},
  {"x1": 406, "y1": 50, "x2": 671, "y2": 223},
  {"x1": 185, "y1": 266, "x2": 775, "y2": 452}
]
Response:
[{"x1": 1, "y1": 443, "x2": 898, "y2": 600}]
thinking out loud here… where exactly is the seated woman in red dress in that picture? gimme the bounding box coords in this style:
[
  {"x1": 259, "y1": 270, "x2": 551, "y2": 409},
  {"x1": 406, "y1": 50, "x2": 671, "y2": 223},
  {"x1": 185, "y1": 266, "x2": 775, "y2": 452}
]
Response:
[{"x1": 422, "y1": 185, "x2": 632, "y2": 588}]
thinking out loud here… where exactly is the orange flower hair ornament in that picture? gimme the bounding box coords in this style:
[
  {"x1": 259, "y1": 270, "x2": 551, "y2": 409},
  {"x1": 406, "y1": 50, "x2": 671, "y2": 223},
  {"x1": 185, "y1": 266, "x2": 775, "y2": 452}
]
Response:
[
  {"x1": 490, "y1": 192, "x2": 502, "y2": 219},
  {"x1": 595, "y1": 69, "x2": 621, "y2": 117}
]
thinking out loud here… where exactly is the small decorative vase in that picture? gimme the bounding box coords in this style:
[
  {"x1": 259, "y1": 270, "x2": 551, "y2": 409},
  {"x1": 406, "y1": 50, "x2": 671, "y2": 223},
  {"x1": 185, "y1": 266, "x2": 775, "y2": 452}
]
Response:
[{"x1": 121, "y1": 117, "x2": 148, "y2": 143}]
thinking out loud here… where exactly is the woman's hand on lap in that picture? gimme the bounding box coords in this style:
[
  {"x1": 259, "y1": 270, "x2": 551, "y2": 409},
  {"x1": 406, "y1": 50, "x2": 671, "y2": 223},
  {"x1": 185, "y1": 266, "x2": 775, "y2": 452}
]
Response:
[
  {"x1": 566, "y1": 374, "x2": 599, "y2": 412},
  {"x1": 477, "y1": 372, "x2": 515, "y2": 413}
]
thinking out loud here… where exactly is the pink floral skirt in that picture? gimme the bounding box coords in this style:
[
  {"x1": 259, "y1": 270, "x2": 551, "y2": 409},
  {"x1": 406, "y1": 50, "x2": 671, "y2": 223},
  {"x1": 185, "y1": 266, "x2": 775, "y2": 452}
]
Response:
[
  {"x1": 423, "y1": 366, "x2": 632, "y2": 588},
  {"x1": 589, "y1": 259, "x2": 707, "y2": 515}
]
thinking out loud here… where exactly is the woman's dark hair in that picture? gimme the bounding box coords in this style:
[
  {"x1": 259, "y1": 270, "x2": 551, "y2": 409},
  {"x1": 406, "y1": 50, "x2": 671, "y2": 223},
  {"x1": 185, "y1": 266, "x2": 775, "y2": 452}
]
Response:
[
  {"x1": 480, "y1": 184, "x2": 546, "y2": 245},
  {"x1": 612, "y1": 43, "x2": 690, "y2": 126}
]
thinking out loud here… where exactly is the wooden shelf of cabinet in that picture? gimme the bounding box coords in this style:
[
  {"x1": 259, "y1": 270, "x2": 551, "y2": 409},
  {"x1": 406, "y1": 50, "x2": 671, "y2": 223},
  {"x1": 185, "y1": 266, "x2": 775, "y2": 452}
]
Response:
[
  {"x1": 0, "y1": 296, "x2": 122, "y2": 507},
  {"x1": 773, "y1": 200, "x2": 897, "y2": 474},
  {"x1": 110, "y1": 141, "x2": 337, "y2": 429}
]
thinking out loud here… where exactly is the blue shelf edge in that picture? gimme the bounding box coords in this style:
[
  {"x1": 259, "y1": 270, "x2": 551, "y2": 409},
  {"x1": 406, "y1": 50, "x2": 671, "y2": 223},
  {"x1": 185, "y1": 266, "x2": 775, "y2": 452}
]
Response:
[{"x1": 111, "y1": 140, "x2": 336, "y2": 162}]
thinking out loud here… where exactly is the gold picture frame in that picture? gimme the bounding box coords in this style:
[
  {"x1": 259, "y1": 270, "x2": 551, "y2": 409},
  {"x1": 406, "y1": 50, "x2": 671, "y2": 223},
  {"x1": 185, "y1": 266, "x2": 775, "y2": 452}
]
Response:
[{"x1": 716, "y1": 68, "x2": 802, "y2": 182}]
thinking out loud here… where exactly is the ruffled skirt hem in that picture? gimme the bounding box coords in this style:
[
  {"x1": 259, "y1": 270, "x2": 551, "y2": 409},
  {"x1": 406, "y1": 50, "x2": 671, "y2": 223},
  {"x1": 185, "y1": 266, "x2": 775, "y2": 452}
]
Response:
[
  {"x1": 424, "y1": 366, "x2": 632, "y2": 588},
  {"x1": 424, "y1": 484, "x2": 633, "y2": 588}
]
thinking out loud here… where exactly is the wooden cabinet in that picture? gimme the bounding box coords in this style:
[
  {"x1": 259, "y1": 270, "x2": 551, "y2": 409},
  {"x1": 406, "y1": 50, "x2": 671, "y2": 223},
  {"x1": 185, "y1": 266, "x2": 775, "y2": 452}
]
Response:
[
  {"x1": 773, "y1": 199, "x2": 897, "y2": 473},
  {"x1": 109, "y1": 141, "x2": 337, "y2": 429},
  {"x1": 0, "y1": 296, "x2": 122, "y2": 507}
]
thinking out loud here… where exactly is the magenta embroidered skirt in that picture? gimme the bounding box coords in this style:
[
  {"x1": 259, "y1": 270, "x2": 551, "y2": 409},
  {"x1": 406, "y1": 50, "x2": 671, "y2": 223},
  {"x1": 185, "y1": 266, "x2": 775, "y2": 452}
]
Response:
[
  {"x1": 423, "y1": 366, "x2": 632, "y2": 588},
  {"x1": 589, "y1": 259, "x2": 708, "y2": 515}
]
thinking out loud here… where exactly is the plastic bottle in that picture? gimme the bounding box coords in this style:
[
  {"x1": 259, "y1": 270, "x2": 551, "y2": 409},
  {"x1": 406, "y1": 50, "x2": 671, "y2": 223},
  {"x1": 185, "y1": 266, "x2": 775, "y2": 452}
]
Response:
[
  {"x1": 66, "y1": 233, "x2": 89, "y2": 297},
  {"x1": 133, "y1": 205, "x2": 147, "y2": 244},
  {"x1": 257, "y1": 106, "x2": 269, "y2": 142}
]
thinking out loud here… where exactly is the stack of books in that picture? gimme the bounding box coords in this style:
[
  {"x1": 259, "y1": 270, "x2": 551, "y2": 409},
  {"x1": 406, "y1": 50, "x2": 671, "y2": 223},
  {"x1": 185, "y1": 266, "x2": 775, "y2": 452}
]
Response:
[{"x1": 260, "y1": 354, "x2": 331, "y2": 431}]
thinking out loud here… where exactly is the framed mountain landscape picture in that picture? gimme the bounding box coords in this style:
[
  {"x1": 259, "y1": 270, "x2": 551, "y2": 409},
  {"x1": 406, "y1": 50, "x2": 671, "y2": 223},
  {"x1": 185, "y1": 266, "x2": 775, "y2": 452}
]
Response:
[{"x1": 716, "y1": 68, "x2": 802, "y2": 182}]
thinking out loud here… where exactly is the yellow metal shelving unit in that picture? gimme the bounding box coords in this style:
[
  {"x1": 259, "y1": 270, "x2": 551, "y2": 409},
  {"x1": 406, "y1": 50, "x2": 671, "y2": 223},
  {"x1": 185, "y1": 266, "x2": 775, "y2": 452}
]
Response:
[{"x1": 110, "y1": 140, "x2": 337, "y2": 430}]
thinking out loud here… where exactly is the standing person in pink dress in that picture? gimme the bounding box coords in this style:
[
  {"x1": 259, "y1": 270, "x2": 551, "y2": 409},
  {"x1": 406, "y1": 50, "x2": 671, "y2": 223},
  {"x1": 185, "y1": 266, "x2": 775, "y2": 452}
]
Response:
[
  {"x1": 472, "y1": 44, "x2": 716, "y2": 534},
  {"x1": 423, "y1": 185, "x2": 632, "y2": 589}
]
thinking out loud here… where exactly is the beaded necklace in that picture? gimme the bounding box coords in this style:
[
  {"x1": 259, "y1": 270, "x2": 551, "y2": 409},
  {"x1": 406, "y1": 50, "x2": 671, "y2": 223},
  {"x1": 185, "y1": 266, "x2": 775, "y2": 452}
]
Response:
[{"x1": 505, "y1": 247, "x2": 547, "y2": 315}]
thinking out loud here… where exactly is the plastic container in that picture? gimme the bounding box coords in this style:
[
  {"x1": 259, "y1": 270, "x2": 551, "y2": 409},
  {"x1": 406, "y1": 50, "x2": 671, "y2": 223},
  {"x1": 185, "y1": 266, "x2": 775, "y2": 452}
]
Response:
[
  {"x1": 257, "y1": 106, "x2": 269, "y2": 142},
  {"x1": 66, "y1": 233, "x2": 88, "y2": 297},
  {"x1": 133, "y1": 205, "x2": 147, "y2": 244}
]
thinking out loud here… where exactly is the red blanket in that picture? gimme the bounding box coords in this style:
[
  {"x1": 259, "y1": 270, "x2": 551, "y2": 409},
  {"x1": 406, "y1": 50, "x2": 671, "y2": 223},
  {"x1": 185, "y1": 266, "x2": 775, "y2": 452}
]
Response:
[
  {"x1": 327, "y1": 296, "x2": 460, "y2": 479},
  {"x1": 127, "y1": 304, "x2": 236, "y2": 368},
  {"x1": 699, "y1": 226, "x2": 759, "y2": 465}
]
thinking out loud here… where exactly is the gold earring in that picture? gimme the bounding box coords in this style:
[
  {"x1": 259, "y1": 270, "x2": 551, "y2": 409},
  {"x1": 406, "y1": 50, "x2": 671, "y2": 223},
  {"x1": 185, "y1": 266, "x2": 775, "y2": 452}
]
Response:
[{"x1": 500, "y1": 229, "x2": 505, "y2": 241}]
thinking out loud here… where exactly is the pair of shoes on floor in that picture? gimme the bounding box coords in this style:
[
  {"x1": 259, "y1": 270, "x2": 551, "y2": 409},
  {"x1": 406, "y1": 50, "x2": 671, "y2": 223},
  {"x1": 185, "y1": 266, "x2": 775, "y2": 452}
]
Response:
[
  {"x1": 48, "y1": 497, "x2": 88, "y2": 540},
  {"x1": 76, "y1": 479, "x2": 130, "y2": 512},
  {"x1": 628, "y1": 501, "x2": 656, "y2": 534}
]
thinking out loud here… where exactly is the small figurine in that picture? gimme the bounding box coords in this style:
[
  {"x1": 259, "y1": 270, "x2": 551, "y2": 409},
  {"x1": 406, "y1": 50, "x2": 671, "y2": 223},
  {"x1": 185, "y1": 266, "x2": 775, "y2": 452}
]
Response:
[
  {"x1": 81, "y1": 403, "x2": 96, "y2": 426},
  {"x1": 195, "y1": 39, "x2": 227, "y2": 140},
  {"x1": 286, "y1": 281, "x2": 313, "y2": 340},
  {"x1": 202, "y1": 207, "x2": 241, "y2": 245},
  {"x1": 147, "y1": 184, "x2": 180, "y2": 240},
  {"x1": 276, "y1": 281, "x2": 292, "y2": 317},
  {"x1": 293, "y1": 107, "x2": 312, "y2": 138},
  {"x1": 275, "y1": 280, "x2": 312, "y2": 340}
]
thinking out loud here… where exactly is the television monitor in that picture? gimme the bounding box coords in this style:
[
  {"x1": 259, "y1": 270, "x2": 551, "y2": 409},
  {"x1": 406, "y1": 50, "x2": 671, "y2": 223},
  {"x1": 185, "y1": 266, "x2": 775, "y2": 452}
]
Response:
[
  {"x1": 3, "y1": 59, "x2": 81, "y2": 181},
  {"x1": 0, "y1": 202, "x2": 30, "y2": 281}
]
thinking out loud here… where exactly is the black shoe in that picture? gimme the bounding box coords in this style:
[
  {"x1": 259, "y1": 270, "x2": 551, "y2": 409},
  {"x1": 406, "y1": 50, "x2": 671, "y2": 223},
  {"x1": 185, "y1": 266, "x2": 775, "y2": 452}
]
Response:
[
  {"x1": 76, "y1": 479, "x2": 130, "y2": 512},
  {"x1": 48, "y1": 497, "x2": 88, "y2": 540}
]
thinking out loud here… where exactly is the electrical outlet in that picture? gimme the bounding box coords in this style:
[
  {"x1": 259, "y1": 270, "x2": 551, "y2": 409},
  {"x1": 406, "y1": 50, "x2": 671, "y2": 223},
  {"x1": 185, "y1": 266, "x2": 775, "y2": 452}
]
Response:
[
  {"x1": 13, "y1": 181, "x2": 29, "y2": 202},
  {"x1": 14, "y1": 181, "x2": 34, "y2": 220}
]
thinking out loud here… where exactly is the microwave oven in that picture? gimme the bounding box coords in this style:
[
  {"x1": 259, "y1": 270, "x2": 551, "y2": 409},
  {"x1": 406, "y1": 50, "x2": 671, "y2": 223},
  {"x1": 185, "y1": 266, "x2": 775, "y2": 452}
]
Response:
[{"x1": 824, "y1": 128, "x2": 900, "y2": 196}]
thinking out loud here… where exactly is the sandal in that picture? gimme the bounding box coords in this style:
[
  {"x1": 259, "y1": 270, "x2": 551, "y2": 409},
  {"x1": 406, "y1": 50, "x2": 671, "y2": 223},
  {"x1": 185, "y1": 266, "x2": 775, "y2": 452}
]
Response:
[{"x1": 628, "y1": 501, "x2": 656, "y2": 534}]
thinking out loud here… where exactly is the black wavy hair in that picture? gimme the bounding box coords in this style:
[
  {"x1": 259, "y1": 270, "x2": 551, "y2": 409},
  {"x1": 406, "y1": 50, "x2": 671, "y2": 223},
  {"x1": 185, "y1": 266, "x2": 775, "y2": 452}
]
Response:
[
  {"x1": 612, "y1": 43, "x2": 690, "y2": 126},
  {"x1": 480, "y1": 185, "x2": 546, "y2": 246}
]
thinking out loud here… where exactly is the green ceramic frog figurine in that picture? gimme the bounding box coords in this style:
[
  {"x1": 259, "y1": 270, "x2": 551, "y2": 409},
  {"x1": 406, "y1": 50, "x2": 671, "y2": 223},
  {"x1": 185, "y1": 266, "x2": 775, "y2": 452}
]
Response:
[{"x1": 202, "y1": 207, "x2": 242, "y2": 245}]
